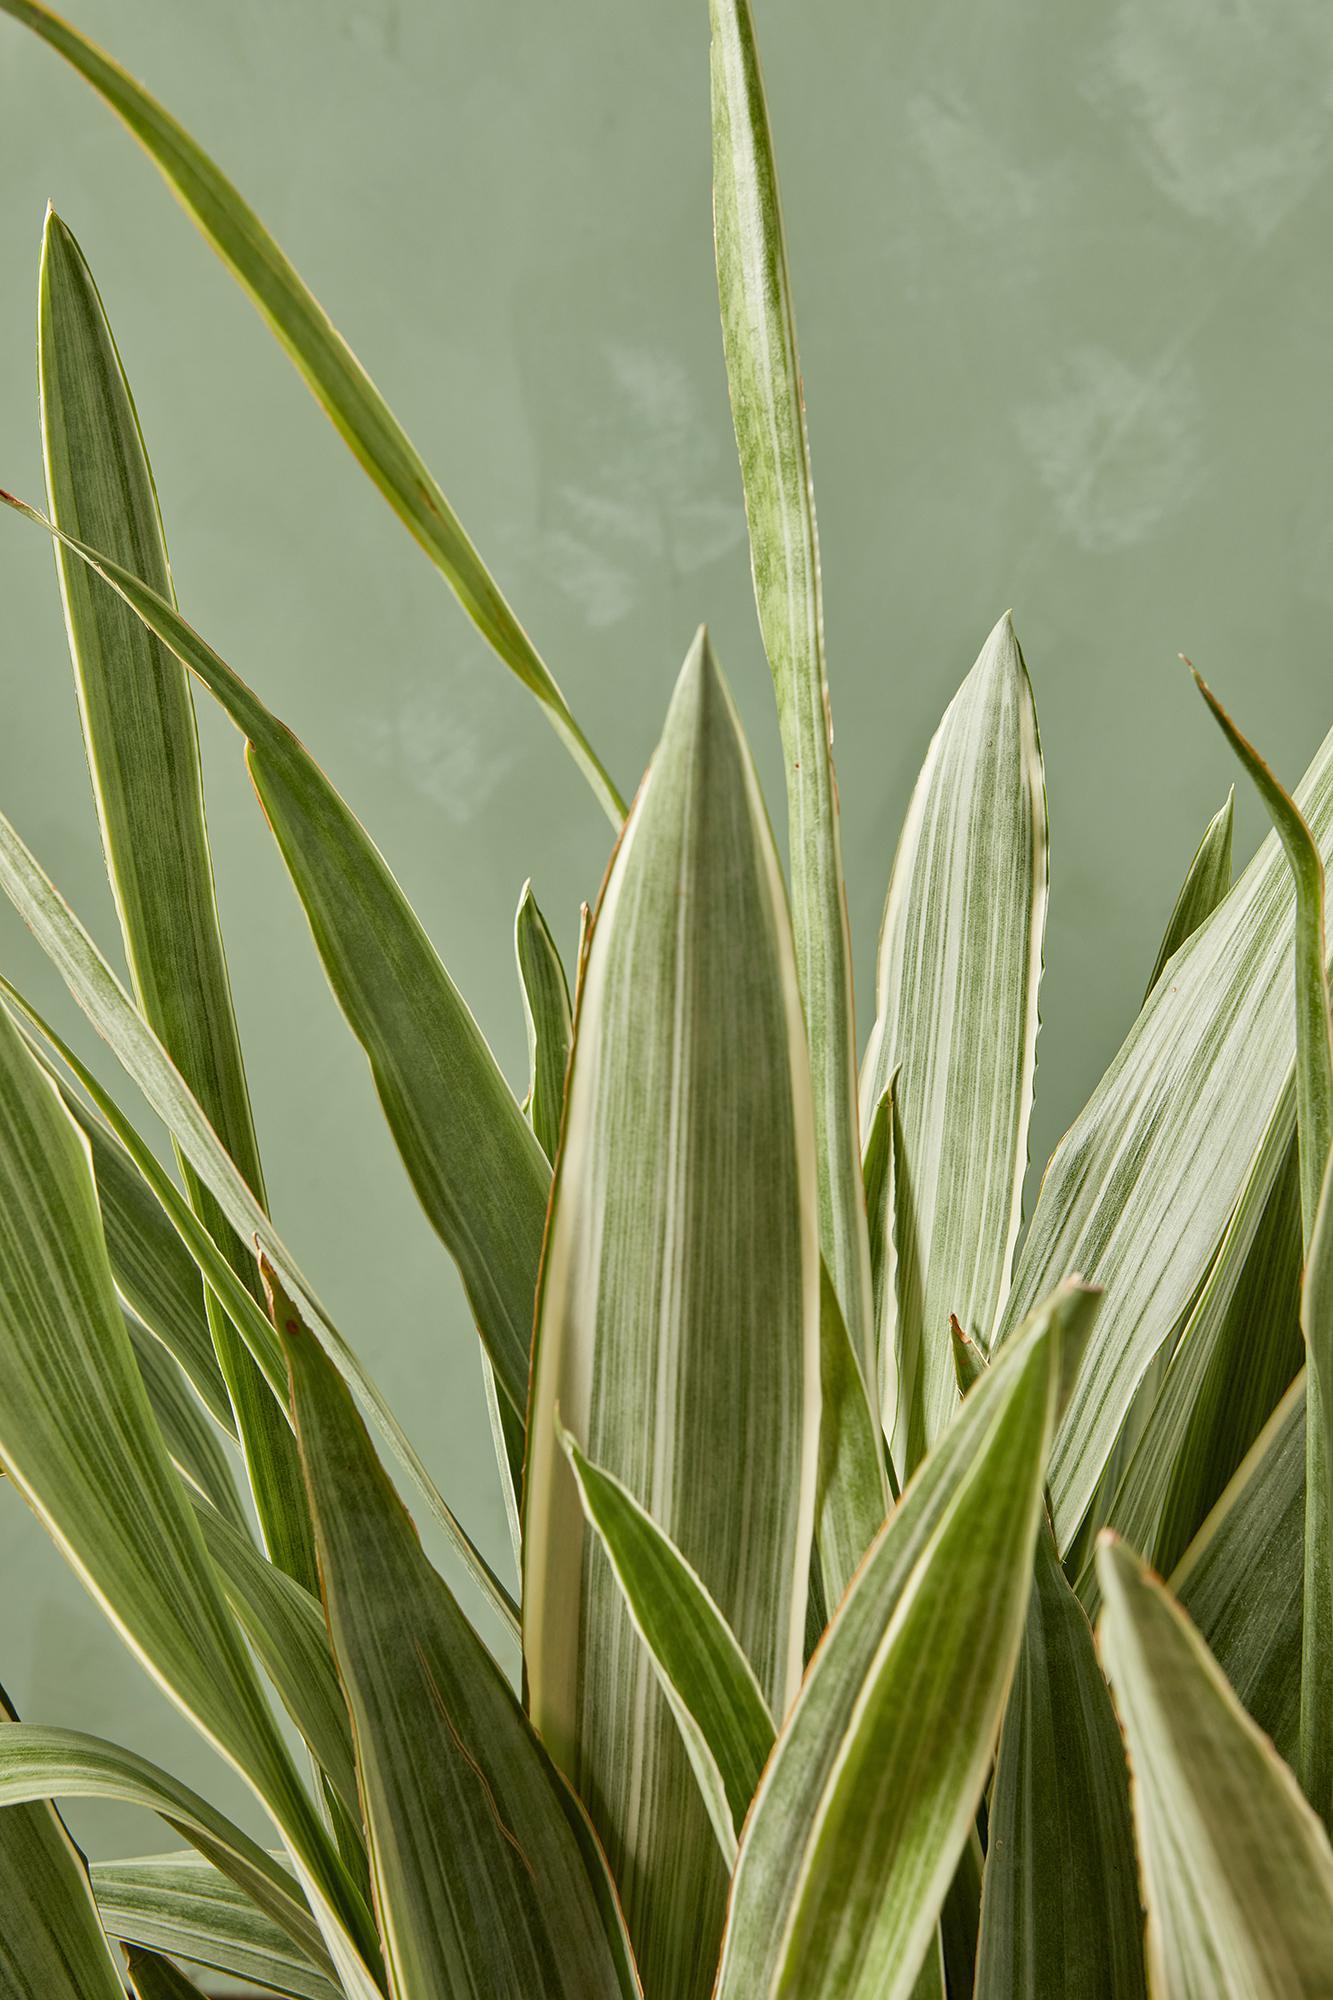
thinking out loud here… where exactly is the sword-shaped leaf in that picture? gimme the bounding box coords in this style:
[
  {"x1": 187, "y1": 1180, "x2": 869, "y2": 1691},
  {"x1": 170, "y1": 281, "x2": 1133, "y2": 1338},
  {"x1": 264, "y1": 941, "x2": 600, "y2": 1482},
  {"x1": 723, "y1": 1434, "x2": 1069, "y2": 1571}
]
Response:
[
  {"x1": 1097, "y1": 1534, "x2": 1333, "y2": 1996},
  {"x1": 0, "y1": 1726, "x2": 331, "y2": 1977},
  {"x1": 93, "y1": 1852, "x2": 340, "y2": 2000},
  {"x1": 280, "y1": 1306, "x2": 637, "y2": 2000},
  {"x1": 713, "y1": 1281, "x2": 1094, "y2": 2000},
  {"x1": 123, "y1": 1949, "x2": 209, "y2": 2000},
  {"x1": 710, "y1": 0, "x2": 871, "y2": 1381},
  {"x1": 0, "y1": 1001, "x2": 380, "y2": 1992},
  {"x1": 0, "y1": 0, "x2": 622, "y2": 822},
  {"x1": 0, "y1": 488, "x2": 550, "y2": 1431},
  {"x1": 815, "y1": 1261, "x2": 891, "y2": 1609},
  {"x1": 1173, "y1": 1374, "x2": 1305, "y2": 1766},
  {"x1": 0, "y1": 825, "x2": 517, "y2": 1642},
  {"x1": 516, "y1": 882, "x2": 573, "y2": 1166},
  {"x1": 995, "y1": 716, "x2": 1333, "y2": 1550},
  {"x1": 560, "y1": 1428, "x2": 776, "y2": 1865},
  {"x1": 1144, "y1": 790, "x2": 1234, "y2": 1000},
  {"x1": 524, "y1": 631, "x2": 819, "y2": 2000},
  {"x1": 38, "y1": 206, "x2": 314, "y2": 1594},
  {"x1": 861, "y1": 614, "x2": 1047, "y2": 1462},
  {"x1": 975, "y1": 1521, "x2": 1145, "y2": 2000},
  {"x1": 0, "y1": 1692, "x2": 124, "y2": 2000},
  {"x1": 128, "y1": 1317, "x2": 246, "y2": 1533},
  {"x1": 1193, "y1": 667, "x2": 1333, "y2": 1816}
]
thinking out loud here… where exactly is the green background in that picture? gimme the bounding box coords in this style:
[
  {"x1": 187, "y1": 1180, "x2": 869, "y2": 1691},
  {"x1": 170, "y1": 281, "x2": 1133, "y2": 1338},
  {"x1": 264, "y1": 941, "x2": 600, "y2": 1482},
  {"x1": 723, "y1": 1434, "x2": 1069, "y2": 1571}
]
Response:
[{"x1": 2, "y1": 0, "x2": 1332, "y2": 1874}]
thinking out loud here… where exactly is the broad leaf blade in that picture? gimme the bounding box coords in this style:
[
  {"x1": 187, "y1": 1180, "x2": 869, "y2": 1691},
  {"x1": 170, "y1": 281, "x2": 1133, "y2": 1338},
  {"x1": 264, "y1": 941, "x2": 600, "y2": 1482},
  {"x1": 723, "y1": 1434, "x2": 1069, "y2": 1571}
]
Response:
[
  {"x1": 1098, "y1": 1534, "x2": 1333, "y2": 1996},
  {"x1": 0, "y1": 1000, "x2": 378, "y2": 1990},
  {"x1": 0, "y1": 489, "x2": 550, "y2": 1430},
  {"x1": 1173, "y1": 1373, "x2": 1306, "y2": 1767},
  {"x1": 281, "y1": 1305, "x2": 636, "y2": 2000},
  {"x1": 861, "y1": 614, "x2": 1047, "y2": 1462},
  {"x1": 710, "y1": 0, "x2": 871, "y2": 1380},
  {"x1": 1144, "y1": 790, "x2": 1234, "y2": 1000},
  {"x1": 524, "y1": 631, "x2": 819, "y2": 1999},
  {"x1": 975, "y1": 1522, "x2": 1145, "y2": 1999},
  {"x1": 561, "y1": 1430, "x2": 776, "y2": 1863},
  {"x1": 996, "y1": 718, "x2": 1333, "y2": 1550},
  {"x1": 0, "y1": 0, "x2": 621, "y2": 821},
  {"x1": 714, "y1": 1281, "x2": 1095, "y2": 2000},
  {"x1": 93, "y1": 1853, "x2": 340, "y2": 2000},
  {"x1": 38, "y1": 206, "x2": 314, "y2": 1592}
]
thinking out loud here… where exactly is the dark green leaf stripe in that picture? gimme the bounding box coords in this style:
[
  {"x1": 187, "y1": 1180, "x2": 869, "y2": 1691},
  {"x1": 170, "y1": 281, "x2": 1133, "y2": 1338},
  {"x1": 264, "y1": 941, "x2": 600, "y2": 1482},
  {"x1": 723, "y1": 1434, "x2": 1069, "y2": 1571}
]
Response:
[
  {"x1": 525, "y1": 632, "x2": 819, "y2": 2000},
  {"x1": 710, "y1": 0, "x2": 872, "y2": 1382},
  {"x1": 0, "y1": 0, "x2": 622, "y2": 822},
  {"x1": 561, "y1": 1429, "x2": 776, "y2": 1862},
  {"x1": 123, "y1": 1947, "x2": 210, "y2": 2000},
  {"x1": 38, "y1": 207, "x2": 315, "y2": 1591},
  {"x1": 975, "y1": 1521, "x2": 1145, "y2": 1999},
  {"x1": 281, "y1": 1308, "x2": 635, "y2": 2000},
  {"x1": 515, "y1": 881, "x2": 573, "y2": 1165}
]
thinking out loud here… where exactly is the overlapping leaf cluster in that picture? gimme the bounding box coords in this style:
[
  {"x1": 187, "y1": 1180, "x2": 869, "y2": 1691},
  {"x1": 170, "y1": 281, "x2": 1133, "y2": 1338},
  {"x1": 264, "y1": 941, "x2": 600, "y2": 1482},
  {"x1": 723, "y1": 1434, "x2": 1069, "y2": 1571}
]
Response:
[{"x1": 0, "y1": 3, "x2": 1329, "y2": 1996}]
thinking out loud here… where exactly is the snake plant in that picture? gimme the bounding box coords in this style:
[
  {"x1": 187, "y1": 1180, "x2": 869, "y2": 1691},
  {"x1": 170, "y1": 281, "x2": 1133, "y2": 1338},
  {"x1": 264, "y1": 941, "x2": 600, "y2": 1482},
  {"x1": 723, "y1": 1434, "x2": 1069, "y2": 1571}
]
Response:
[{"x1": 0, "y1": 2, "x2": 1330, "y2": 1996}]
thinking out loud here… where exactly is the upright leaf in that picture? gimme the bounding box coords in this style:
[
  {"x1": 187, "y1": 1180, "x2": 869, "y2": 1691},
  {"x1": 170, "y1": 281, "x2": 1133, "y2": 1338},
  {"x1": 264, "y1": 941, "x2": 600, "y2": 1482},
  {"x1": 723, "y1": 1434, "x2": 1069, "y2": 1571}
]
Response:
[
  {"x1": 0, "y1": 0, "x2": 622, "y2": 821},
  {"x1": 995, "y1": 717, "x2": 1333, "y2": 1550},
  {"x1": 561, "y1": 1430, "x2": 776, "y2": 1864},
  {"x1": 0, "y1": 1000, "x2": 379, "y2": 1992},
  {"x1": 1098, "y1": 1534, "x2": 1333, "y2": 1996},
  {"x1": 1193, "y1": 667, "x2": 1333, "y2": 1817},
  {"x1": 713, "y1": 1282, "x2": 1093, "y2": 2000},
  {"x1": 975, "y1": 1522, "x2": 1145, "y2": 1999},
  {"x1": 710, "y1": 0, "x2": 871, "y2": 1379},
  {"x1": 524, "y1": 631, "x2": 819, "y2": 1999},
  {"x1": 38, "y1": 209, "x2": 313, "y2": 1589},
  {"x1": 515, "y1": 882, "x2": 573, "y2": 1165},
  {"x1": 0, "y1": 491, "x2": 551, "y2": 1430},
  {"x1": 281, "y1": 1307, "x2": 636, "y2": 2000},
  {"x1": 814, "y1": 1260, "x2": 891, "y2": 1608},
  {"x1": 1173, "y1": 1374, "x2": 1306, "y2": 1766},
  {"x1": 128, "y1": 1317, "x2": 246, "y2": 1533},
  {"x1": 861, "y1": 613, "x2": 1048, "y2": 1461},
  {"x1": 0, "y1": 1692, "x2": 124, "y2": 2000},
  {"x1": 1143, "y1": 789, "x2": 1234, "y2": 999}
]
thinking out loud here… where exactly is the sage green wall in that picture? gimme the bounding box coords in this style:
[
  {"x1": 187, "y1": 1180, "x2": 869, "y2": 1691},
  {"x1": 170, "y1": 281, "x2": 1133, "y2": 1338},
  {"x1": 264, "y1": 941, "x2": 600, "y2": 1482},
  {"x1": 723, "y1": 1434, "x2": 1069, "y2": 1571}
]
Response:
[{"x1": 2, "y1": 0, "x2": 1331, "y2": 1866}]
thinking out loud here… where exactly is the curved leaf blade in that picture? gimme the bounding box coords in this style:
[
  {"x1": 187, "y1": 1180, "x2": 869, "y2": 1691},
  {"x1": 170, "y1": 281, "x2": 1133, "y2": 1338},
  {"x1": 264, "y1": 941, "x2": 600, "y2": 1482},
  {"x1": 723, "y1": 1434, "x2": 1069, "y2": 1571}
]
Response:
[
  {"x1": 93, "y1": 1853, "x2": 340, "y2": 2000},
  {"x1": 524, "y1": 631, "x2": 819, "y2": 1999},
  {"x1": 709, "y1": 0, "x2": 871, "y2": 1380},
  {"x1": 123, "y1": 1949, "x2": 209, "y2": 2000},
  {"x1": 861, "y1": 613, "x2": 1048, "y2": 1463},
  {"x1": 714, "y1": 1281, "x2": 1095, "y2": 2000},
  {"x1": 1098, "y1": 1534, "x2": 1333, "y2": 1996},
  {"x1": 0, "y1": 0, "x2": 622, "y2": 821}
]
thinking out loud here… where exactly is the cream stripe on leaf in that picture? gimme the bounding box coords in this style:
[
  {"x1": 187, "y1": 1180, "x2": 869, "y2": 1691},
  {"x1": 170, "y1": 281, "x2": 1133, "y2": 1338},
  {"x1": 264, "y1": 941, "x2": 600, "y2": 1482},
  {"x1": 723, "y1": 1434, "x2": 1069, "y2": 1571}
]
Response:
[
  {"x1": 860, "y1": 612, "x2": 1047, "y2": 1469},
  {"x1": 524, "y1": 630, "x2": 820, "y2": 2000},
  {"x1": 710, "y1": 0, "x2": 873, "y2": 1386},
  {"x1": 997, "y1": 713, "x2": 1333, "y2": 1552},
  {"x1": 92, "y1": 1853, "x2": 341, "y2": 2000},
  {"x1": 1098, "y1": 1534, "x2": 1333, "y2": 1997}
]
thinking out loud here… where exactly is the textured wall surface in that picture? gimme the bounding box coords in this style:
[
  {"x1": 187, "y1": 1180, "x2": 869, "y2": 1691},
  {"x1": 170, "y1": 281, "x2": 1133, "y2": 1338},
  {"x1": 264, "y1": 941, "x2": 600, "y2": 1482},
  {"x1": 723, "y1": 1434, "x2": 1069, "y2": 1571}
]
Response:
[{"x1": 2, "y1": 0, "x2": 1332, "y2": 1866}]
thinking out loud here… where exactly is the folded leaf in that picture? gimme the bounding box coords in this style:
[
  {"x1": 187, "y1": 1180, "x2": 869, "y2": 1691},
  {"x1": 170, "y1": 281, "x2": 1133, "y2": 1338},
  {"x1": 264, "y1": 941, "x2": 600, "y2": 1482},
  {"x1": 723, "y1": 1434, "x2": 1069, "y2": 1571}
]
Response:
[
  {"x1": 1144, "y1": 789, "x2": 1234, "y2": 1000},
  {"x1": 561, "y1": 1428, "x2": 776, "y2": 1864},
  {"x1": 0, "y1": 998, "x2": 379, "y2": 1991},
  {"x1": 975, "y1": 1521, "x2": 1145, "y2": 1999},
  {"x1": 0, "y1": 1725, "x2": 331, "y2": 1977},
  {"x1": 93, "y1": 1853, "x2": 340, "y2": 2000},
  {"x1": 0, "y1": 490, "x2": 550, "y2": 1431},
  {"x1": 524, "y1": 631, "x2": 819, "y2": 1999},
  {"x1": 861, "y1": 614, "x2": 1047, "y2": 1462},
  {"x1": 0, "y1": 0, "x2": 622, "y2": 821},
  {"x1": 714, "y1": 1280, "x2": 1095, "y2": 2000},
  {"x1": 280, "y1": 1304, "x2": 637, "y2": 2000},
  {"x1": 38, "y1": 205, "x2": 314, "y2": 1595},
  {"x1": 996, "y1": 715, "x2": 1333, "y2": 1550},
  {"x1": 1098, "y1": 1533, "x2": 1333, "y2": 1996},
  {"x1": 0, "y1": 813, "x2": 518, "y2": 1642},
  {"x1": 710, "y1": 0, "x2": 871, "y2": 1381},
  {"x1": 0, "y1": 1692, "x2": 124, "y2": 2000},
  {"x1": 1173, "y1": 1373, "x2": 1305, "y2": 1766},
  {"x1": 515, "y1": 882, "x2": 573, "y2": 1165}
]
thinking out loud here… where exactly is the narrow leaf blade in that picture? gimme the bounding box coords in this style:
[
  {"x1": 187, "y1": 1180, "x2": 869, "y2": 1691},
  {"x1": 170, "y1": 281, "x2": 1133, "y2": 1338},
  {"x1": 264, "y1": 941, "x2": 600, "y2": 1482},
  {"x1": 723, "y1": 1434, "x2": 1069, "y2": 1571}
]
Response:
[{"x1": 93, "y1": 1853, "x2": 340, "y2": 2000}]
